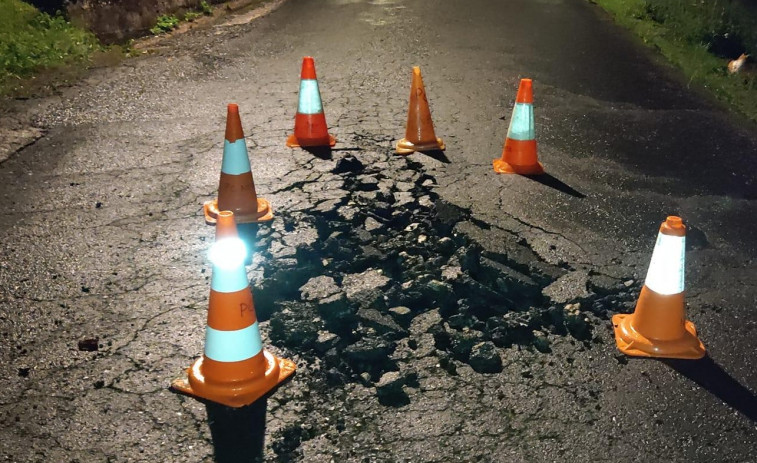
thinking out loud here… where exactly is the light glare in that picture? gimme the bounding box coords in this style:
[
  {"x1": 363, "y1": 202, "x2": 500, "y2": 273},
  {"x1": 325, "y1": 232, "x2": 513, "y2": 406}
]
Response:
[{"x1": 209, "y1": 238, "x2": 246, "y2": 269}]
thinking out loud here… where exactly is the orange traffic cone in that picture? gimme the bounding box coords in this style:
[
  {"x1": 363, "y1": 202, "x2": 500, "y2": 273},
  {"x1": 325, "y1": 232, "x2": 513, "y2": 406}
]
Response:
[
  {"x1": 396, "y1": 66, "x2": 445, "y2": 155},
  {"x1": 493, "y1": 78, "x2": 544, "y2": 175},
  {"x1": 172, "y1": 237, "x2": 296, "y2": 407},
  {"x1": 204, "y1": 104, "x2": 273, "y2": 225},
  {"x1": 215, "y1": 210, "x2": 239, "y2": 241},
  {"x1": 613, "y1": 216, "x2": 706, "y2": 359},
  {"x1": 286, "y1": 57, "x2": 336, "y2": 148}
]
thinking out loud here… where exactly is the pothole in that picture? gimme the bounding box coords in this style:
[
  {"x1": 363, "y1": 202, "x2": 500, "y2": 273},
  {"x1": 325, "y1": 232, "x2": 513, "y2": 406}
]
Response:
[
  {"x1": 253, "y1": 152, "x2": 635, "y2": 371},
  {"x1": 245, "y1": 145, "x2": 638, "y2": 458}
]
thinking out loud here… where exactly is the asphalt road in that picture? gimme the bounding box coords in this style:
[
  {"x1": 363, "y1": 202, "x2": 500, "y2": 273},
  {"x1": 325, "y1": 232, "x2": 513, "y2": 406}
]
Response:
[{"x1": 0, "y1": 0, "x2": 756, "y2": 461}]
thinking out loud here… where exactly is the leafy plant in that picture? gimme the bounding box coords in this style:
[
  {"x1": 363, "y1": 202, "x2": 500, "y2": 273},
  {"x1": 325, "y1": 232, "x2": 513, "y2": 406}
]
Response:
[
  {"x1": 149, "y1": 14, "x2": 180, "y2": 35},
  {"x1": 184, "y1": 11, "x2": 202, "y2": 22},
  {"x1": 200, "y1": 0, "x2": 213, "y2": 16}
]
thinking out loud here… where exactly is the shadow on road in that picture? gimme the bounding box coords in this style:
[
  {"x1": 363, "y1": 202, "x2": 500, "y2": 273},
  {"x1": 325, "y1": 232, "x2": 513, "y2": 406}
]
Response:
[
  {"x1": 237, "y1": 223, "x2": 261, "y2": 266},
  {"x1": 664, "y1": 356, "x2": 757, "y2": 423},
  {"x1": 302, "y1": 146, "x2": 333, "y2": 160},
  {"x1": 206, "y1": 398, "x2": 268, "y2": 463},
  {"x1": 418, "y1": 149, "x2": 451, "y2": 164},
  {"x1": 525, "y1": 173, "x2": 585, "y2": 198}
]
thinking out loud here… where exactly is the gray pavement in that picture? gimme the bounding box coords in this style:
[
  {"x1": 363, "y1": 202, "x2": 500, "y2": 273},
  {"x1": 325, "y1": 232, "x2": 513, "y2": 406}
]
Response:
[{"x1": 0, "y1": 0, "x2": 756, "y2": 461}]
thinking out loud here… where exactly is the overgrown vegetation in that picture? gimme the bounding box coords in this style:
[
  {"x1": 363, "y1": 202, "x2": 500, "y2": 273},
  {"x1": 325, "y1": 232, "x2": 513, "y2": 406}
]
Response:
[
  {"x1": 151, "y1": 1, "x2": 213, "y2": 34},
  {"x1": 592, "y1": 0, "x2": 757, "y2": 122},
  {"x1": 183, "y1": 11, "x2": 203, "y2": 22},
  {"x1": 149, "y1": 14, "x2": 181, "y2": 35},
  {"x1": 184, "y1": 1, "x2": 214, "y2": 22},
  {"x1": 0, "y1": 0, "x2": 100, "y2": 92}
]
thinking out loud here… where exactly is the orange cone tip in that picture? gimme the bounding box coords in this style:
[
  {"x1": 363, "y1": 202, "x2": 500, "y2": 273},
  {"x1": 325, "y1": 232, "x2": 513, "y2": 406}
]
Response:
[
  {"x1": 225, "y1": 104, "x2": 244, "y2": 142},
  {"x1": 215, "y1": 210, "x2": 239, "y2": 241},
  {"x1": 515, "y1": 78, "x2": 533, "y2": 103},
  {"x1": 300, "y1": 56, "x2": 317, "y2": 79}
]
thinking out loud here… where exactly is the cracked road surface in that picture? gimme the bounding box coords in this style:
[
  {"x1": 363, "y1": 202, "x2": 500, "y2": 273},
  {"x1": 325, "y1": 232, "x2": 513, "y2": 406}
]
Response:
[{"x1": 1, "y1": 0, "x2": 756, "y2": 461}]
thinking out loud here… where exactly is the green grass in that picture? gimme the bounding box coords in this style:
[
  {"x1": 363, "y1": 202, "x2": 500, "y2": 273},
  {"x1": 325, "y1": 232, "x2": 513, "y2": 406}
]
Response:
[
  {"x1": 0, "y1": 0, "x2": 101, "y2": 91},
  {"x1": 591, "y1": 0, "x2": 757, "y2": 123}
]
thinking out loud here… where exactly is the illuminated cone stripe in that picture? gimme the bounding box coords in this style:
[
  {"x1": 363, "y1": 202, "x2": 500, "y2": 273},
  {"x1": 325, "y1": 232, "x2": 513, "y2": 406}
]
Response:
[
  {"x1": 205, "y1": 323, "x2": 263, "y2": 363},
  {"x1": 612, "y1": 216, "x2": 705, "y2": 359},
  {"x1": 493, "y1": 78, "x2": 544, "y2": 175},
  {"x1": 297, "y1": 80, "x2": 324, "y2": 115},
  {"x1": 644, "y1": 233, "x2": 685, "y2": 296},
  {"x1": 287, "y1": 57, "x2": 336, "y2": 148},
  {"x1": 507, "y1": 103, "x2": 535, "y2": 141},
  {"x1": 220, "y1": 139, "x2": 252, "y2": 175},
  {"x1": 204, "y1": 104, "x2": 273, "y2": 224}
]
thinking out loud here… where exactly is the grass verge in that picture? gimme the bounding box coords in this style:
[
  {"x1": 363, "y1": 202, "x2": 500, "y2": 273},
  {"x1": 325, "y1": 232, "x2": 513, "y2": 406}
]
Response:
[
  {"x1": 590, "y1": 0, "x2": 757, "y2": 123},
  {"x1": 0, "y1": 0, "x2": 102, "y2": 96}
]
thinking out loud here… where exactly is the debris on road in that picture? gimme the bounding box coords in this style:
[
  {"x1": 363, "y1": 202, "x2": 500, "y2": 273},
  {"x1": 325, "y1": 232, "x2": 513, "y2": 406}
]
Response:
[{"x1": 77, "y1": 337, "x2": 99, "y2": 352}]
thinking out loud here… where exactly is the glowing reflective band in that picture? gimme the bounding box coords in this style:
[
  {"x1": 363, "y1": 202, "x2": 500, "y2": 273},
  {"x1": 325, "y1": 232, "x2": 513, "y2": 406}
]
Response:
[
  {"x1": 221, "y1": 139, "x2": 252, "y2": 175},
  {"x1": 297, "y1": 80, "x2": 323, "y2": 115},
  {"x1": 204, "y1": 322, "x2": 263, "y2": 362},
  {"x1": 644, "y1": 233, "x2": 685, "y2": 295},
  {"x1": 209, "y1": 238, "x2": 249, "y2": 293},
  {"x1": 507, "y1": 103, "x2": 535, "y2": 141}
]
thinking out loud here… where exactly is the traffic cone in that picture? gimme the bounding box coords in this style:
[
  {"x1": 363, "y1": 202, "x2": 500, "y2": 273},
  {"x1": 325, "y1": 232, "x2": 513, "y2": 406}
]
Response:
[
  {"x1": 396, "y1": 66, "x2": 445, "y2": 154},
  {"x1": 204, "y1": 104, "x2": 273, "y2": 225},
  {"x1": 286, "y1": 57, "x2": 336, "y2": 148},
  {"x1": 612, "y1": 216, "x2": 706, "y2": 359},
  {"x1": 215, "y1": 210, "x2": 239, "y2": 241},
  {"x1": 493, "y1": 78, "x2": 544, "y2": 175},
  {"x1": 172, "y1": 237, "x2": 296, "y2": 407}
]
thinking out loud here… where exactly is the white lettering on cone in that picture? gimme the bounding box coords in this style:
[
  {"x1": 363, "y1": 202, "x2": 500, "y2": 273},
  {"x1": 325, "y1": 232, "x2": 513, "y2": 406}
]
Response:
[{"x1": 644, "y1": 233, "x2": 685, "y2": 295}]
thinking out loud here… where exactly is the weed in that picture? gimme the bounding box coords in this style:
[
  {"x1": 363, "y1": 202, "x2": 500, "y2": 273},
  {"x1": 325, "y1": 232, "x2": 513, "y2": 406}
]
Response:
[
  {"x1": 184, "y1": 11, "x2": 202, "y2": 22},
  {"x1": 200, "y1": 0, "x2": 213, "y2": 16},
  {"x1": 149, "y1": 14, "x2": 180, "y2": 35}
]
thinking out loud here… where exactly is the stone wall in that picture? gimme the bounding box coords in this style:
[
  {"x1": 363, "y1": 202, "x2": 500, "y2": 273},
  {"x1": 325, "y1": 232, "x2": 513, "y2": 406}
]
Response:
[{"x1": 63, "y1": 0, "x2": 226, "y2": 43}]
